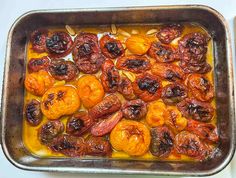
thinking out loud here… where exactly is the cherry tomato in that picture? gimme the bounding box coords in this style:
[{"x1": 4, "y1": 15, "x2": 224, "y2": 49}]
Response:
[
  {"x1": 30, "y1": 29, "x2": 48, "y2": 53},
  {"x1": 27, "y1": 56, "x2": 50, "y2": 73},
  {"x1": 118, "y1": 77, "x2": 136, "y2": 100},
  {"x1": 25, "y1": 99, "x2": 42, "y2": 126}
]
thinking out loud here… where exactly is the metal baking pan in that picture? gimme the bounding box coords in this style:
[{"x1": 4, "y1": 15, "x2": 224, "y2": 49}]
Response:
[{"x1": 0, "y1": 5, "x2": 235, "y2": 176}]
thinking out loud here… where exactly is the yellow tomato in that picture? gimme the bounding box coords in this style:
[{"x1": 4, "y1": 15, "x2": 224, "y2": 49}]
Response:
[
  {"x1": 125, "y1": 35, "x2": 151, "y2": 55},
  {"x1": 110, "y1": 120, "x2": 150, "y2": 156},
  {"x1": 77, "y1": 75, "x2": 105, "y2": 108},
  {"x1": 24, "y1": 70, "x2": 55, "y2": 96},
  {"x1": 41, "y1": 86, "x2": 80, "y2": 120},
  {"x1": 146, "y1": 100, "x2": 167, "y2": 127}
]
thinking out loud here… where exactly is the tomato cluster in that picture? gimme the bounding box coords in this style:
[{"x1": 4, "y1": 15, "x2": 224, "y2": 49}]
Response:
[{"x1": 24, "y1": 24, "x2": 217, "y2": 161}]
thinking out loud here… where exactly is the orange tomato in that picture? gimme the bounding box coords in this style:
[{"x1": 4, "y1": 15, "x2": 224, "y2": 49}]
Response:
[
  {"x1": 77, "y1": 75, "x2": 105, "y2": 108},
  {"x1": 24, "y1": 70, "x2": 55, "y2": 96},
  {"x1": 41, "y1": 86, "x2": 80, "y2": 120},
  {"x1": 110, "y1": 120, "x2": 150, "y2": 156},
  {"x1": 146, "y1": 100, "x2": 167, "y2": 127},
  {"x1": 125, "y1": 35, "x2": 151, "y2": 55}
]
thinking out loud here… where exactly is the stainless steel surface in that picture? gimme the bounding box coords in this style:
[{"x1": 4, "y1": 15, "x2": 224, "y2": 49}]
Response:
[{"x1": 0, "y1": 5, "x2": 235, "y2": 176}]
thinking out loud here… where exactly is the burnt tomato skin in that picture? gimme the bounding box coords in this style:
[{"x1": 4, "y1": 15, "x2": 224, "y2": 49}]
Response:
[
  {"x1": 48, "y1": 59, "x2": 78, "y2": 81},
  {"x1": 25, "y1": 99, "x2": 42, "y2": 126},
  {"x1": 118, "y1": 77, "x2": 136, "y2": 100},
  {"x1": 30, "y1": 29, "x2": 48, "y2": 53},
  {"x1": 150, "y1": 126, "x2": 174, "y2": 157},
  {"x1": 121, "y1": 99, "x2": 147, "y2": 120},
  {"x1": 177, "y1": 98, "x2": 214, "y2": 122},
  {"x1": 28, "y1": 56, "x2": 50, "y2": 73},
  {"x1": 116, "y1": 55, "x2": 151, "y2": 73},
  {"x1": 46, "y1": 32, "x2": 73, "y2": 58},
  {"x1": 101, "y1": 59, "x2": 120, "y2": 93},
  {"x1": 132, "y1": 73, "x2": 162, "y2": 102},
  {"x1": 100, "y1": 35, "x2": 124, "y2": 58}
]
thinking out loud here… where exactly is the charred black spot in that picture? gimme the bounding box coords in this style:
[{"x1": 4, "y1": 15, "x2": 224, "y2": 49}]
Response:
[
  {"x1": 25, "y1": 100, "x2": 42, "y2": 125},
  {"x1": 44, "y1": 93, "x2": 55, "y2": 109},
  {"x1": 156, "y1": 46, "x2": 172, "y2": 57},
  {"x1": 46, "y1": 34, "x2": 67, "y2": 53},
  {"x1": 78, "y1": 43, "x2": 92, "y2": 56},
  {"x1": 166, "y1": 70, "x2": 181, "y2": 81},
  {"x1": 107, "y1": 68, "x2": 119, "y2": 88},
  {"x1": 138, "y1": 77, "x2": 159, "y2": 94},
  {"x1": 52, "y1": 63, "x2": 68, "y2": 76},
  {"x1": 200, "y1": 77, "x2": 210, "y2": 91},
  {"x1": 57, "y1": 90, "x2": 65, "y2": 100},
  {"x1": 188, "y1": 103, "x2": 209, "y2": 118},
  {"x1": 130, "y1": 105, "x2": 141, "y2": 116},
  {"x1": 165, "y1": 86, "x2": 185, "y2": 98},
  {"x1": 69, "y1": 118, "x2": 84, "y2": 131},
  {"x1": 105, "y1": 42, "x2": 121, "y2": 56},
  {"x1": 123, "y1": 59, "x2": 146, "y2": 69}
]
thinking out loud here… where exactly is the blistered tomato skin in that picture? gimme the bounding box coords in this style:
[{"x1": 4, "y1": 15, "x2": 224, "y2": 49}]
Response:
[
  {"x1": 28, "y1": 56, "x2": 50, "y2": 73},
  {"x1": 132, "y1": 73, "x2": 162, "y2": 102},
  {"x1": 101, "y1": 59, "x2": 120, "y2": 93},
  {"x1": 186, "y1": 119, "x2": 219, "y2": 143},
  {"x1": 146, "y1": 100, "x2": 167, "y2": 127},
  {"x1": 46, "y1": 32, "x2": 73, "y2": 58},
  {"x1": 86, "y1": 136, "x2": 112, "y2": 156},
  {"x1": 25, "y1": 99, "x2": 42, "y2": 126},
  {"x1": 148, "y1": 42, "x2": 179, "y2": 63},
  {"x1": 66, "y1": 112, "x2": 93, "y2": 136},
  {"x1": 88, "y1": 94, "x2": 121, "y2": 121},
  {"x1": 100, "y1": 35, "x2": 124, "y2": 58},
  {"x1": 39, "y1": 120, "x2": 64, "y2": 145},
  {"x1": 177, "y1": 98, "x2": 214, "y2": 122},
  {"x1": 116, "y1": 55, "x2": 151, "y2": 73},
  {"x1": 174, "y1": 131, "x2": 211, "y2": 160},
  {"x1": 73, "y1": 33, "x2": 105, "y2": 74},
  {"x1": 150, "y1": 126, "x2": 174, "y2": 157},
  {"x1": 49, "y1": 59, "x2": 78, "y2": 82},
  {"x1": 186, "y1": 74, "x2": 214, "y2": 102},
  {"x1": 110, "y1": 120, "x2": 151, "y2": 156},
  {"x1": 161, "y1": 83, "x2": 188, "y2": 105},
  {"x1": 30, "y1": 29, "x2": 48, "y2": 53},
  {"x1": 125, "y1": 35, "x2": 151, "y2": 55},
  {"x1": 50, "y1": 134, "x2": 87, "y2": 157},
  {"x1": 121, "y1": 99, "x2": 147, "y2": 120},
  {"x1": 77, "y1": 75, "x2": 105, "y2": 108},
  {"x1": 151, "y1": 63, "x2": 185, "y2": 82},
  {"x1": 157, "y1": 24, "x2": 183, "y2": 44},
  {"x1": 41, "y1": 86, "x2": 80, "y2": 120},
  {"x1": 118, "y1": 77, "x2": 136, "y2": 100},
  {"x1": 24, "y1": 70, "x2": 55, "y2": 96},
  {"x1": 91, "y1": 111, "x2": 123, "y2": 136}
]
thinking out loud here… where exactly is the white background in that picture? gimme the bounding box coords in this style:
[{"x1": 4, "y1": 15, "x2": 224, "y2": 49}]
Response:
[{"x1": 0, "y1": 0, "x2": 235, "y2": 178}]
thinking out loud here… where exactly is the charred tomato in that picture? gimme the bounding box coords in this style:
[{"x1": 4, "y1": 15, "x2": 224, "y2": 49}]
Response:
[
  {"x1": 25, "y1": 99, "x2": 42, "y2": 126},
  {"x1": 118, "y1": 77, "x2": 136, "y2": 100},
  {"x1": 132, "y1": 73, "x2": 162, "y2": 102},
  {"x1": 30, "y1": 29, "x2": 48, "y2": 53},
  {"x1": 27, "y1": 56, "x2": 50, "y2": 73}
]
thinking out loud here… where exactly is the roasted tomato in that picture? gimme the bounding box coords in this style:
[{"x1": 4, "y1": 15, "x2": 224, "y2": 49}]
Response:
[
  {"x1": 27, "y1": 56, "x2": 50, "y2": 73},
  {"x1": 39, "y1": 120, "x2": 64, "y2": 145},
  {"x1": 186, "y1": 74, "x2": 214, "y2": 101},
  {"x1": 174, "y1": 131, "x2": 211, "y2": 160},
  {"x1": 118, "y1": 77, "x2": 136, "y2": 100},
  {"x1": 177, "y1": 98, "x2": 214, "y2": 122},
  {"x1": 178, "y1": 32, "x2": 211, "y2": 74},
  {"x1": 99, "y1": 34, "x2": 124, "y2": 58},
  {"x1": 24, "y1": 70, "x2": 55, "y2": 96},
  {"x1": 157, "y1": 24, "x2": 183, "y2": 44},
  {"x1": 146, "y1": 100, "x2": 167, "y2": 127},
  {"x1": 48, "y1": 59, "x2": 78, "y2": 82},
  {"x1": 151, "y1": 63, "x2": 185, "y2": 82},
  {"x1": 50, "y1": 134, "x2": 87, "y2": 157},
  {"x1": 66, "y1": 111, "x2": 93, "y2": 136},
  {"x1": 91, "y1": 111, "x2": 123, "y2": 136},
  {"x1": 46, "y1": 32, "x2": 73, "y2": 58},
  {"x1": 116, "y1": 55, "x2": 151, "y2": 73},
  {"x1": 121, "y1": 99, "x2": 147, "y2": 120},
  {"x1": 132, "y1": 73, "x2": 162, "y2": 102},
  {"x1": 25, "y1": 99, "x2": 42, "y2": 126},
  {"x1": 41, "y1": 86, "x2": 80, "y2": 120},
  {"x1": 86, "y1": 136, "x2": 112, "y2": 156},
  {"x1": 88, "y1": 94, "x2": 121, "y2": 121},
  {"x1": 150, "y1": 126, "x2": 174, "y2": 157},
  {"x1": 72, "y1": 33, "x2": 105, "y2": 74},
  {"x1": 164, "y1": 106, "x2": 188, "y2": 133},
  {"x1": 125, "y1": 35, "x2": 151, "y2": 55},
  {"x1": 161, "y1": 83, "x2": 188, "y2": 105},
  {"x1": 77, "y1": 75, "x2": 104, "y2": 108},
  {"x1": 101, "y1": 59, "x2": 120, "y2": 93},
  {"x1": 186, "y1": 119, "x2": 219, "y2": 143},
  {"x1": 110, "y1": 120, "x2": 151, "y2": 156},
  {"x1": 30, "y1": 29, "x2": 48, "y2": 53},
  {"x1": 148, "y1": 42, "x2": 179, "y2": 63}
]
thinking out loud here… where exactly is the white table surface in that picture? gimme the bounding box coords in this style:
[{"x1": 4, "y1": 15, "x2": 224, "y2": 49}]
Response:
[{"x1": 0, "y1": 0, "x2": 235, "y2": 177}]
